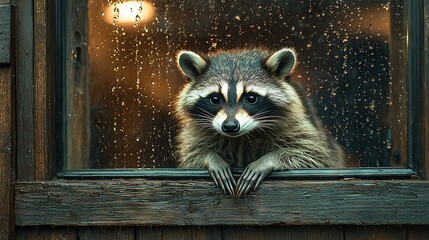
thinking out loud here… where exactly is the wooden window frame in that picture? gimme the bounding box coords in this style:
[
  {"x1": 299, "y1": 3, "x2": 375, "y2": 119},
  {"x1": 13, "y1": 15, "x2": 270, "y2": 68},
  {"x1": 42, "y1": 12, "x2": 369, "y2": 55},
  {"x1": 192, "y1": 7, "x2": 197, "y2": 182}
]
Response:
[{"x1": 12, "y1": 0, "x2": 429, "y2": 226}]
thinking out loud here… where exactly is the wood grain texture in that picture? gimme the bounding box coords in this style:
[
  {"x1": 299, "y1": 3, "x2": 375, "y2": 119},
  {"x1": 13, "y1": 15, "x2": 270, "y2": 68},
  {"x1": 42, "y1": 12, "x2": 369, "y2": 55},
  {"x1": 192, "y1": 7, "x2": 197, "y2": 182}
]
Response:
[
  {"x1": 408, "y1": 226, "x2": 429, "y2": 240},
  {"x1": 344, "y1": 226, "x2": 406, "y2": 240},
  {"x1": 386, "y1": 0, "x2": 408, "y2": 167},
  {"x1": 0, "y1": 5, "x2": 11, "y2": 64},
  {"x1": 424, "y1": 0, "x2": 429, "y2": 179},
  {"x1": 64, "y1": 0, "x2": 90, "y2": 169},
  {"x1": 223, "y1": 226, "x2": 343, "y2": 240},
  {"x1": 15, "y1": 0, "x2": 35, "y2": 181},
  {"x1": 15, "y1": 179, "x2": 429, "y2": 226},
  {"x1": 79, "y1": 227, "x2": 134, "y2": 240},
  {"x1": 136, "y1": 226, "x2": 221, "y2": 240},
  {"x1": 0, "y1": 68, "x2": 13, "y2": 239},
  {"x1": 13, "y1": 225, "x2": 429, "y2": 240},
  {"x1": 16, "y1": 227, "x2": 78, "y2": 240},
  {"x1": 136, "y1": 227, "x2": 163, "y2": 240},
  {"x1": 34, "y1": 0, "x2": 52, "y2": 180}
]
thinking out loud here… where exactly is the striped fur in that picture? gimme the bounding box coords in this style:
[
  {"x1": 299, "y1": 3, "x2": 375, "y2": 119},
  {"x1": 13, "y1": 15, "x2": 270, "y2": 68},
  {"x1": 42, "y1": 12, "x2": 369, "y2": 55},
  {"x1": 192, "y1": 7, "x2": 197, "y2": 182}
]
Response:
[{"x1": 174, "y1": 48, "x2": 345, "y2": 171}]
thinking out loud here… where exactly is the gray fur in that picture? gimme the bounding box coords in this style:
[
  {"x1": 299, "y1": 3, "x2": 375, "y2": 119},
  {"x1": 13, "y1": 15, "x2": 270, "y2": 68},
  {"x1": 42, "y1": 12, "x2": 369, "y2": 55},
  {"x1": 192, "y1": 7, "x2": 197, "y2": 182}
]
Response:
[{"x1": 174, "y1": 48, "x2": 345, "y2": 197}]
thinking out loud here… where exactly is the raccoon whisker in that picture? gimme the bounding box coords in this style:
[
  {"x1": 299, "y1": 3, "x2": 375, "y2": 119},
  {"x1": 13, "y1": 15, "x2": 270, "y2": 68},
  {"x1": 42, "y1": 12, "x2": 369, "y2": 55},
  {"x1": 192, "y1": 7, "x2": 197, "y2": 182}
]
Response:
[
  {"x1": 258, "y1": 124, "x2": 279, "y2": 132},
  {"x1": 195, "y1": 120, "x2": 213, "y2": 127},
  {"x1": 192, "y1": 116, "x2": 213, "y2": 122},
  {"x1": 194, "y1": 107, "x2": 215, "y2": 117},
  {"x1": 254, "y1": 118, "x2": 281, "y2": 124},
  {"x1": 191, "y1": 111, "x2": 214, "y2": 118},
  {"x1": 252, "y1": 113, "x2": 282, "y2": 120}
]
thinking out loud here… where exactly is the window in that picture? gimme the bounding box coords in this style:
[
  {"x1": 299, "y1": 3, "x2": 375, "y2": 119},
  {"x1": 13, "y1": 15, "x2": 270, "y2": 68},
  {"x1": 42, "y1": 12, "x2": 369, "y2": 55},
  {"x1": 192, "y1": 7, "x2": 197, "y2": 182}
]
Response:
[
  {"x1": 58, "y1": 0, "x2": 421, "y2": 176},
  {"x1": 13, "y1": 0, "x2": 428, "y2": 228}
]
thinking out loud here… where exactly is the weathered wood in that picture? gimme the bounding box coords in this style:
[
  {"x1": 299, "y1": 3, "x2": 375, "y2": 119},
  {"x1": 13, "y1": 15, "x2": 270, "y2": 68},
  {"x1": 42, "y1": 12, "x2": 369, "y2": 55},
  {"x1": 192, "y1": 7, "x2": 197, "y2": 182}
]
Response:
[
  {"x1": 423, "y1": 0, "x2": 429, "y2": 179},
  {"x1": 387, "y1": 0, "x2": 407, "y2": 167},
  {"x1": 0, "y1": 5, "x2": 11, "y2": 64},
  {"x1": 15, "y1": 179, "x2": 429, "y2": 226},
  {"x1": 34, "y1": 0, "x2": 52, "y2": 180},
  {"x1": 408, "y1": 0, "x2": 425, "y2": 177},
  {"x1": 344, "y1": 226, "x2": 406, "y2": 240},
  {"x1": 79, "y1": 227, "x2": 134, "y2": 240},
  {"x1": 16, "y1": 0, "x2": 35, "y2": 181},
  {"x1": 57, "y1": 168, "x2": 417, "y2": 179},
  {"x1": 64, "y1": 0, "x2": 90, "y2": 169},
  {"x1": 0, "y1": 67, "x2": 13, "y2": 239},
  {"x1": 161, "y1": 227, "x2": 193, "y2": 240},
  {"x1": 190, "y1": 226, "x2": 222, "y2": 240},
  {"x1": 223, "y1": 226, "x2": 265, "y2": 240},
  {"x1": 136, "y1": 226, "x2": 221, "y2": 240},
  {"x1": 16, "y1": 227, "x2": 78, "y2": 240},
  {"x1": 408, "y1": 226, "x2": 429, "y2": 240},
  {"x1": 136, "y1": 227, "x2": 163, "y2": 240},
  {"x1": 223, "y1": 226, "x2": 343, "y2": 240}
]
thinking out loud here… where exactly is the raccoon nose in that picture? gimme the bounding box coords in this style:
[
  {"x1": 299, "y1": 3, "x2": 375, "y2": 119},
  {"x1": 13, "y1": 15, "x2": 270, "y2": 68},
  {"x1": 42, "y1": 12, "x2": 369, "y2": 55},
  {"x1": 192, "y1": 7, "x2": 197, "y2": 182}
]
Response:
[{"x1": 222, "y1": 120, "x2": 240, "y2": 134}]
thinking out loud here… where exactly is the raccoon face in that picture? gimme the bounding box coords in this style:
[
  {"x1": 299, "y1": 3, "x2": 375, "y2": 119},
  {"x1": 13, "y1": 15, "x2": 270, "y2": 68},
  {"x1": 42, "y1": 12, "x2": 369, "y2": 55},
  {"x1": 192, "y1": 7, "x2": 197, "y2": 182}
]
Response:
[{"x1": 176, "y1": 48, "x2": 297, "y2": 137}]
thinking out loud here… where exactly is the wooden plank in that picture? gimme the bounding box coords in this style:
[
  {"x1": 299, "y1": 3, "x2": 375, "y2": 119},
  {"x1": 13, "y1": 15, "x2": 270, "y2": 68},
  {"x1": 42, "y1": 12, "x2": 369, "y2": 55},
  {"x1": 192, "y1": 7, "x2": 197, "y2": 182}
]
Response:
[
  {"x1": 136, "y1": 226, "x2": 221, "y2": 240},
  {"x1": 223, "y1": 226, "x2": 343, "y2": 240},
  {"x1": 408, "y1": 0, "x2": 425, "y2": 177},
  {"x1": 79, "y1": 227, "x2": 134, "y2": 240},
  {"x1": 15, "y1": 0, "x2": 35, "y2": 181},
  {"x1": 64, "y1": 0, "x2": 90, "y2": 169},
  {"x1": 190, "y1": 226, "x2": 222, "y2": 240},
  {"x1": 161, "y1": 227, "x2": 193, "y2": 240},
  {"x1": 424, "y1": 0, "x2": 429, "y2": 179},
  {"x1": 408, "y1": 226, "x2": 429, "y2": 240},
  {"x1": 223, "y1": 226, "x2": 265, "y2": 240},
  {"x1": 136, "y1": 226, "x2": 163, "y2": 240},
  {"x1": 57, "y1": 168, "x2": 417, "y2": 179},
  {"x1": 267, "y1": 226, "x2": 343, "y2": 240},
  {"x1": 16, "y1": 227, "x2": 78, "y2": 240},
  {"x1": 0, "y1": 5, "x2": 11, "y2": 64},
  {"x1": 387, "y1": 0, "x2": 407, "y2": 167},
  {"x1": 15, "y1": 180, "x2": 429, "y2": 226},
  {"x1": 225, "y1": 226, "x2": 343, "y2": 240},
  {"x1": 0, "y1": 67, "x2": 13, "y2": 239},
  {"x1": 34, "y1": 0, "x2": 52, "y2": 180},
  {"x1": 345, "y1": 226, "x2": 405, "y2": 240}
]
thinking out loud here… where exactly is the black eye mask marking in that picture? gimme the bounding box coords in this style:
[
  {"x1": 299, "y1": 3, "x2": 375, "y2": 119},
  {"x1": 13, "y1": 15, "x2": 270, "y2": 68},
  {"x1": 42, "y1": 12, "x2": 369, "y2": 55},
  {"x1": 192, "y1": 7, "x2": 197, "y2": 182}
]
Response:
[
  {"x1": 189, "y1": 93, "x2": 223, "y2": 120},
  {"x1": 242, "y1": 93, "x2": 282, "y2": 118}
]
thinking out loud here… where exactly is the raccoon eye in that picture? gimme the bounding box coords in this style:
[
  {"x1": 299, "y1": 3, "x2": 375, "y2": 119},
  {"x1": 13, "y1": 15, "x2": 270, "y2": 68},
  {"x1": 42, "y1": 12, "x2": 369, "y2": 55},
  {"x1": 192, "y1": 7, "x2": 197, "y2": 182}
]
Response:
[
  {"x1": 209, "y1": 95, "x2": 221, "y2": 105},
  {"x1": 245, "y1": 94, "x2": 258, "y2": 104}
]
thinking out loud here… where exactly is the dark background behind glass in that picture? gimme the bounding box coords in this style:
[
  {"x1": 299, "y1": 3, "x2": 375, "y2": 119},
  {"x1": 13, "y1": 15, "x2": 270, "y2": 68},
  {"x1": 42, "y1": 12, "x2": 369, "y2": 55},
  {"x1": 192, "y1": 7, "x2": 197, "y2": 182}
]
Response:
[{"x1": 83, "y1": 0, "x2": 407, "y2": 169}]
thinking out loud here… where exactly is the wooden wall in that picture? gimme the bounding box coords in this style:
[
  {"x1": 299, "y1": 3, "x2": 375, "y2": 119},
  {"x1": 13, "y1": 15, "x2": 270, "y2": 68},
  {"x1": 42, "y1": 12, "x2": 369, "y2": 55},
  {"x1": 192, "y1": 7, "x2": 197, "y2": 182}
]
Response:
[
  {"x1": 14, "y1": 226, "x2": 429, "y2": 240},
  {"x1": 0, "y1": 1, "x2": 13, "y2": 239}
]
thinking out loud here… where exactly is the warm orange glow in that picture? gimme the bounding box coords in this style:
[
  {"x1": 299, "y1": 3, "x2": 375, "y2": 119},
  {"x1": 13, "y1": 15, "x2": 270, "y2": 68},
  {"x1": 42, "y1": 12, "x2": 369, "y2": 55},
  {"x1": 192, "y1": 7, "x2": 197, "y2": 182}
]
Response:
[{"x1": 103, "y1": 1, "x2": 155, "y2": 26}]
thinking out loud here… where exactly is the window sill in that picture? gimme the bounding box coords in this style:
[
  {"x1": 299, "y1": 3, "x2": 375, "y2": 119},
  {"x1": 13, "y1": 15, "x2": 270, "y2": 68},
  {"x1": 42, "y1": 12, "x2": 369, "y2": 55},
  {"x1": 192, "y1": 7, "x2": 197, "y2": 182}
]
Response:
[
  {"x1": 15, "y1": 178, "x2": 429, "y2": 226},
  {"x1": 57, "y1": 168, "x2": 416, "y2": 179}
]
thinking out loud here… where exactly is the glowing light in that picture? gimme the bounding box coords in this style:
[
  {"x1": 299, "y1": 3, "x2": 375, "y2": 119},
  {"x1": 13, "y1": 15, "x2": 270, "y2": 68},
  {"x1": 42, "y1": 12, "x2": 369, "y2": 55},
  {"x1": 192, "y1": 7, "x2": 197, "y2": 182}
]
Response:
[{"x1": 104, "y1": 1, "x2": 155, "y2": 26}]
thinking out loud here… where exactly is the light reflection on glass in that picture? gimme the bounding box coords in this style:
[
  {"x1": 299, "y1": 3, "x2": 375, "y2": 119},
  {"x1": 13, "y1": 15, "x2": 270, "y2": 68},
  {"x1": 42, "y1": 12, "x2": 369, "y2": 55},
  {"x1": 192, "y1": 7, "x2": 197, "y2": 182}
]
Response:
[{"x1": 103, "y1": 1, "x2": 155, "y2": 26}]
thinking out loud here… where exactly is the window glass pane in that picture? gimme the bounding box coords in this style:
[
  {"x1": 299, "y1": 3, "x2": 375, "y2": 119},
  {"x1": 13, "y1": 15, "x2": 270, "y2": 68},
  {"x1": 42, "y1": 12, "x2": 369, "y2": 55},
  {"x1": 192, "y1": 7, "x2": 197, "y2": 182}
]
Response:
[{"x1": 74, "y1": 0, "x2": 407, "y2": 169}]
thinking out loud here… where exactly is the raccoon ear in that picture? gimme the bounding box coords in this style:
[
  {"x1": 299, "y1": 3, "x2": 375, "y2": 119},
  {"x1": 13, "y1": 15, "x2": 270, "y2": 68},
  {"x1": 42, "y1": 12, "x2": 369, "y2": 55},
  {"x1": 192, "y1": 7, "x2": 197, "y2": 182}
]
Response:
[
  {"x1": 177, "y1": 51, "x2": 207, "y2": 81},
  {"x1": 265, "y1": 48, "x2": 297, "y2": 79}
]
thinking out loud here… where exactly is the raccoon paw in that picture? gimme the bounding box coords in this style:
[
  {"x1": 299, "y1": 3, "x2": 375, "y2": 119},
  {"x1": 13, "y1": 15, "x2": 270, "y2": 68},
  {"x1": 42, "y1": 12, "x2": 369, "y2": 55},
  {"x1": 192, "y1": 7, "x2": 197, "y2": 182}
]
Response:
[
  {"x1": 207, "y1": 162, "x2": 236, "y2": 197},
  {"x1": 236, "y1": 162, "x2": 273, "y2": 198}
]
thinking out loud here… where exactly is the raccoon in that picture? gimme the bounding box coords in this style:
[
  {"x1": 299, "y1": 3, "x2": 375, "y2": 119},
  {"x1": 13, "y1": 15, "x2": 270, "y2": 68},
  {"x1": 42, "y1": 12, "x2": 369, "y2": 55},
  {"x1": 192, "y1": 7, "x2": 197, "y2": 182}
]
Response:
[{"x1": 174, "y1": 48, "x2": 345, "y2": 198}]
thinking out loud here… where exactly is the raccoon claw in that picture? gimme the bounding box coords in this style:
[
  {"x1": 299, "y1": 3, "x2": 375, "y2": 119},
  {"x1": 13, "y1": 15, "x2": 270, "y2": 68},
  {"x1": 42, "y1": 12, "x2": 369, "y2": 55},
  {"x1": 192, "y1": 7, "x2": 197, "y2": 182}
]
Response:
[
  {"x1": 235, "y1": 164, "x2": 272, "y2": 199},
  {"x1": 208, "y1": 165, "x2": 236, "y2": 196}
]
